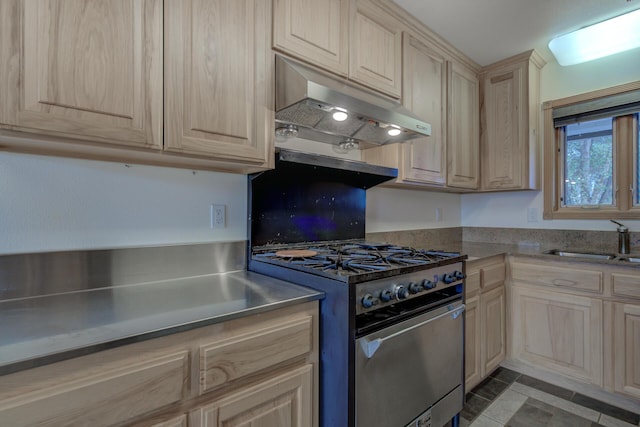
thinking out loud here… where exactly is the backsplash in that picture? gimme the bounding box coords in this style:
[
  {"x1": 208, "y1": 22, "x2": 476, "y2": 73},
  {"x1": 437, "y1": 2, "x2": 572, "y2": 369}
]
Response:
[
  {"x1": 367, "y1": 227, "x2": 640, "y2": 254},
  {"x1": 366, "y1": 227, "x2": 462, "y2": 248},
  {"x1": 462, "y1": 227, "x2": 640, "y2": 253},
  {"x1": 0, "y1": 241, "x2": 246, "y2": 301}
]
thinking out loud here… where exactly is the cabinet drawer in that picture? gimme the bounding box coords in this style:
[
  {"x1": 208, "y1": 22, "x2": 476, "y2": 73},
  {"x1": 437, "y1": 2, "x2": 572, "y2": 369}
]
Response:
[
  {"x1": 200, "y1": 315, "x2": 313, "y2": 393},
  {"x1": 611, "y1": 273, "x2": 640, "y2": 300},
  {"x1": 466, "y1": 269, "x2": 481, "y2": 294},
  {"x1": 481, "y1": 263, "x2": 506, "y2": 290},
  {"x1": 0, "y1": 351, "x2": 188, "y2": 427},
  {"x1": 511, "y1": 261, "x2": 603, "y2": 294}
]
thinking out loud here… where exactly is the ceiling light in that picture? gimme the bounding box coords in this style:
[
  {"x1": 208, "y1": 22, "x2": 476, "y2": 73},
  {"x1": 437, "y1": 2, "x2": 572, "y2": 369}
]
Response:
[
  {"x1": 332, "y1": 108, "x2": 348, "y2": 122},
  {"x1": 387, "y1": 126, "x2": 402, "y2": 137},
  {"x1": 548, "y1": 8, "x2": 640, "y2": 66}
]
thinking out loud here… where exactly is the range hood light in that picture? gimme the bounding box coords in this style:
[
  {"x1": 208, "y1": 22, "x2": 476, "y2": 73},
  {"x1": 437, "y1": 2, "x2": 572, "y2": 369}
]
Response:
[
  {"x1": 332, "y1": 138, "x2": 360, "y2": 154},
  {"x1": 332, "y1": 108, "x2": 348, "y2": 122},
  {"x1": 275, "y1": 124, "x2": 299, "y2": 140},
  {"x1": 387, "y1": 126, "x2": 402, "y2": 136}
]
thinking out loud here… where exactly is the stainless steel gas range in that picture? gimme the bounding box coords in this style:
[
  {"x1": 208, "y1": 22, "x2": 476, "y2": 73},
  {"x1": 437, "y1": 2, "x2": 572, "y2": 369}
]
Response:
[{"x1": 248, "y1": 149, "x2": 466, "y2": 427}]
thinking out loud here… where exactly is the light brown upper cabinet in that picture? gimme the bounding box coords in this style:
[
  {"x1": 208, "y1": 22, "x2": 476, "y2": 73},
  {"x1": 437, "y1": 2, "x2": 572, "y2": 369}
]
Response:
[
  {"x1": 273, "y1": 0, "x2": 402, "y2": 98},
  {"x1": 164, "y1": 0, "x2": 273, "y2": 165},
  {"x1": 362, "y1": 33, "x2": 446, "y2": 187},
  {"x1": 0, "y1": 0, "x2": 273, "y2": 172},
  {"x1": 399, "y1": 34, "x2": 447, "y2": 185},
  {"x1": 0, "y1": 0, "x2": 163, "y2": 150},
  {"x1": 447, "y1": 60, "x2": 480, "y2": 189},
  {"x1": 350, "y1": 0, "x2": 402, "y2": 98},
  {"x1": 273, "y1": 0, "x2": 349, "y2": 77},
  {"x1": 480, "y1": 50, "x2": 546, "y2": 191}
]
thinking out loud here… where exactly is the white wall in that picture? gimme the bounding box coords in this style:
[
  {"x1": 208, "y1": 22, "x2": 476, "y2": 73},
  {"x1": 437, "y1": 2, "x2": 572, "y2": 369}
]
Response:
[
  {"x1": 0, "y1": 152, "x2": 247, "y2": 255},
  {"x1": 366, "y1": 187, "x2": 461, "y2": 232},
  {"x1": 461, "y1": 48, "x2": 640, "y2": 231}
]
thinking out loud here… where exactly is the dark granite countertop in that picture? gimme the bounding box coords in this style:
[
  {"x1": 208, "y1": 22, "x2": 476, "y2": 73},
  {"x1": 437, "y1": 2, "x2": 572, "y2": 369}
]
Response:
[
  {"x1": 443, "y1": 241, "x2": 640, "y2": 268},
  {"x1": 0, "y1": 271, "x2": 323, "y2": 376}
]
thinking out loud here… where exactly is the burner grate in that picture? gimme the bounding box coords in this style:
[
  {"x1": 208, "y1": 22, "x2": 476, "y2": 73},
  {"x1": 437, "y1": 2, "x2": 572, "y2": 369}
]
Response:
[{"x1": 252, "y1": 241, "x2": 461, "y2": 277}]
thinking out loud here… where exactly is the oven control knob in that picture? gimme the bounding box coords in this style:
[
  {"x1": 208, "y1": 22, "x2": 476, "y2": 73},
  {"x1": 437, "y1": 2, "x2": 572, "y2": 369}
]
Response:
[
  {"x1": 380, "y1": 289, "x2": 394, "y2": 302},
  {"x1": 454, "y1": 270, "x2": 466, "y2": 280},
  {"x1": 442, "y1": 273, "x2": 455, "y2": 284},
  {"x1": 361, "y1": 294, "x2": 379, "y2": 309},
  {"x1": 396, "y1": 285, "x2": 410, "y2": 299},
  {"x1": 408, "y1": 282, "x2": 424, "y2": 294},
  {"x1": 422, "y1": 279, "x2": 436, "y2": 290}
]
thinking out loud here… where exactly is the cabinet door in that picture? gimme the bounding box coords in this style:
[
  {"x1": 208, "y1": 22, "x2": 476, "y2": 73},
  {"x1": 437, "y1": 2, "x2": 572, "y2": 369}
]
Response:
[
  {"x1": 401, "y1": 35, "x2": 446, "y2": 185},
  {"x1": 447, "y1": 61, "x2": 479, "y2": 189},
  {"x1": 350, "y1": 0, "x2": 402, "y2": 98},
  {"x1": 612, "y1": 303, "x2": 640, "y2": 399},
  {"x1": 190, "y1": 365, "x2": 314, "y2": 427},
  {"x1": 512, "y1": 286, "x2": 603, "y2": 386},
  {"x1": 273, "y1": 0, "x2": 349, "y2": 77},
  {"x1": 465, "y1": 293, "x2": 482, "y2": 390},
  {"x1": 481, "y1": 285, "x2": 506, "y2": 376},
  {"x1": 165, "y1": 0, "x2": 273, "y2": 165},
  {"x1": 0, "y1": 351, "x2": 188, "y2": 427},
  {"x1": 0, "y1": 0, "x2": 163, "y2": 149},
  {"x1": 482, "y1": 64, "x2": 525, "y2": 189}
]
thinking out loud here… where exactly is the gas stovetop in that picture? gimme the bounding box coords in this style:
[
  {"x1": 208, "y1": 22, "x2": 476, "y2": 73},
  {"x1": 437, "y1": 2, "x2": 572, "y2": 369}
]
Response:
[{"x1": 251, "y1": 240, "x2": 464, "y2": 284}]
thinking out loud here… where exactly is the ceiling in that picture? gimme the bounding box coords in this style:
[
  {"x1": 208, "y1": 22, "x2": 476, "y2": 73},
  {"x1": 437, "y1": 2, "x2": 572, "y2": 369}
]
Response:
[{"x1": 393, "y1": 0, "x2": 640, "y2": 66}]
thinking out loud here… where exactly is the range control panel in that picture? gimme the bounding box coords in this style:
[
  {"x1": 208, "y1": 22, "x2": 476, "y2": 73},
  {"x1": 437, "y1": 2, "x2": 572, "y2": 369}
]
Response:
[{"x1": 355, "y1": 262, "x2": 464, "y2": 315}]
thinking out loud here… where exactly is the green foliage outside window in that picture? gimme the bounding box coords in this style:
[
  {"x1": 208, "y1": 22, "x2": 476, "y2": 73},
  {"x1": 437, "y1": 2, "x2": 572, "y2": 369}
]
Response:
[{"x1": 563, "y1": 118, "x2": 613, "y2": 207}]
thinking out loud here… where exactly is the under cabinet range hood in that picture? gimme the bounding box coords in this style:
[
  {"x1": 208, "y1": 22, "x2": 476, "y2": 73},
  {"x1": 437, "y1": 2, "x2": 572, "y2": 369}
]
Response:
[{"x1": 275, "y1": 56, "x2": 431, "y2": 147}]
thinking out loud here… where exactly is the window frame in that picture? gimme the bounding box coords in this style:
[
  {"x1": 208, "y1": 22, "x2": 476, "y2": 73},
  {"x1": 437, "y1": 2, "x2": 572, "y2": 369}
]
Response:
[{"x1": 543, "y1": 81, "x2": 640, "y2": 219}]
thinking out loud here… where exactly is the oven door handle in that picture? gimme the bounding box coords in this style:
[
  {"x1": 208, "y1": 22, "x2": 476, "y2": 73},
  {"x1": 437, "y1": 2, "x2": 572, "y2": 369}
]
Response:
[{"x1": 360, "y1": 303, "x2": 465, "y2": 359}]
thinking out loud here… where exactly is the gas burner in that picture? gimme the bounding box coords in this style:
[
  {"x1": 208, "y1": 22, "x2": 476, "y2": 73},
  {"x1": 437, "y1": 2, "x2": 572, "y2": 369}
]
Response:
[{"x1": 351, "y1": 242, "x2": 392, "y2": 250}]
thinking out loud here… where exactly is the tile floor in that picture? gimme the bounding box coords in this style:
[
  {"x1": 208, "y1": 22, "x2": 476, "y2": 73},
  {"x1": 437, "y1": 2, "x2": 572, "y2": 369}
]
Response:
[{"x1": 460, "y1": 368, "x2": 640, "y2": 427}]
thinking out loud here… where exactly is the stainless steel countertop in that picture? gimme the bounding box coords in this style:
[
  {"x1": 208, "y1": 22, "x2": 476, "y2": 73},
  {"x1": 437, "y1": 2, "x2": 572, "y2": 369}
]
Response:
[{"x1": 0, "y1": 270, "x2": 323, "y2": 376}]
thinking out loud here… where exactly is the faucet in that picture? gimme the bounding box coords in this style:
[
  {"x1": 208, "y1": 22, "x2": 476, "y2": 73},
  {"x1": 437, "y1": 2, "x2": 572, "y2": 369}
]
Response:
[{"x1": 611, "y1": 220, "x2": 630, "y2": 254}]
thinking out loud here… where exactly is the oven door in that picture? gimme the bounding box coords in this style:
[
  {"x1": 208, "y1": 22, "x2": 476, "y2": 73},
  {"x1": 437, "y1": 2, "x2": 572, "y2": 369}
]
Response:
[{"x1": 355, "y1": 300, "x2": 465, "y2": 427}]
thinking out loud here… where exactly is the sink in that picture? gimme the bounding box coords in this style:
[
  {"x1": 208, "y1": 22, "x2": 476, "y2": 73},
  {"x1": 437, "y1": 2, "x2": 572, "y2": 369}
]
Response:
[
  {"x1": 543, "y1": 249, "x2": 617, "y2": 260},
  {"x1": 617, "y1": 257, "x2": 640, "y2": 263}
]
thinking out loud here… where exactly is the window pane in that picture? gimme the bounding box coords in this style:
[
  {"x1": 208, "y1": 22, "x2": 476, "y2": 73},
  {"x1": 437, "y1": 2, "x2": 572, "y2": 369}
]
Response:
[{"x1": 563, "y1": 117, "x2": 613, "y2": 207}]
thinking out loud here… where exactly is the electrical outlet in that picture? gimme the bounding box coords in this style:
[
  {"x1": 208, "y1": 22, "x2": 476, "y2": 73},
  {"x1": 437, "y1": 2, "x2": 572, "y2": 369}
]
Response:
[
  {"x1": 435, "y1": 207, "x2": 443, "y2": 222},
  {"x1": 211, "y1": 204, "x2": 226, "y2": 229},
  {"x1": 527, "y1": 207, "x2": 538, "y2": 223}
]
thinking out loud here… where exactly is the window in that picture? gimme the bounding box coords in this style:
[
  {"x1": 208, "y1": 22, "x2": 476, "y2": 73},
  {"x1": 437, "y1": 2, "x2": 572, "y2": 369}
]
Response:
[{"x1": 544, "y1": 81, "x2": 640, "y2": 219}]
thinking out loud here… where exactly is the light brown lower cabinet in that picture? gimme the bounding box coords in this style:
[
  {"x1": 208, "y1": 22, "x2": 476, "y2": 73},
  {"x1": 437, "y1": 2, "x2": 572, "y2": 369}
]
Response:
[
  {"x1": 0, "y1": 301, "x2": 318, "y2": 427},
  {"x1": 464, "y1": 293, "x2": 482, "y2": 389},
  {"x1": 510, "y1": 256, "x2": 640, "y2": 405},
  {"x1": 611, "y1": 302, "x2": 640, "y2": 400},
  {"x1": 465, "y1": 255, "x2": 506, "y2": 390},
  {"x1": 511, "y1": 285, "x2": 603, "y2": 386},
  {"x1": 482, "y1": 285, "x2": 506, "y2": 376},
  {"x1": 189, "y1": 364, "x2": 313, "y2": 427}
]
